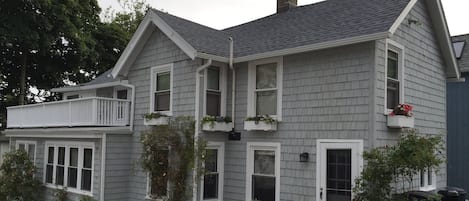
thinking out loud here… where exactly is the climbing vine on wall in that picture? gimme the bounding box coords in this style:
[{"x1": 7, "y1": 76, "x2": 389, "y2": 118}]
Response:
[
  {"x1": 353, "y1": 129, "x2": 444, "y2": 201},
  {"x1": 140, "y1": 116, "x2": 207, "y2": 201}
]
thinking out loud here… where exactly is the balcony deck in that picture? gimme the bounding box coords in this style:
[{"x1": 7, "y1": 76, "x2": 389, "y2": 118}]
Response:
[{"x1": 7, "y1": 97, "x2": 131, "y2": 128}]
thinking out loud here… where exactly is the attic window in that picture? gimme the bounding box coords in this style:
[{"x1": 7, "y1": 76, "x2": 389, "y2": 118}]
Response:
[{"x1": 453, "y1": 41, "x2": 465, "y2": 59}]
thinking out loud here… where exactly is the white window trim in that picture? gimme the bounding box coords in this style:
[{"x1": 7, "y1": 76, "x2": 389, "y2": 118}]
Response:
[
  {"x1": 420, "y1": 169, "x2": 437, "y2": 191},
  {"x1": 203, "y1": 64, "x2": 228, "y2": 117},
  {"x1": 247, "y1": 57, "x2": 283, "y2": 121},
  {"x1": 200, "y1": 142, "x2": 225, "y2": 201},
  {"x1": 246, "y1": 142, "x2": 281, "y2": 201},
  {"x1": 150, "y1": 63, "x2": 174, "y2": 116},
  {"x1": 43, "y1": 141, "x2": 95, "y2": 196},
  {"x1": 15, "y1": 140, "x2": 37, "y2": 162},
  {"x1": 384, "y1": 39, "x2": 405, "y2": 114}
]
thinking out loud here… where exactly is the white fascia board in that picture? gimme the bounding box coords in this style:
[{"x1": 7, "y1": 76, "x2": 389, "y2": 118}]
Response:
[
  {"x1": 51, "y1": 81, "x2": 125, "y2": 93},
  {"x1": 233, "y1": 32, "x2": 388, "y2": 63},
  {"x1": 196, "y1": 52, "x2": 230, "y2": 63},
  {"x1": 388, "y1": 0, "x2": 418, "y2": 34}
]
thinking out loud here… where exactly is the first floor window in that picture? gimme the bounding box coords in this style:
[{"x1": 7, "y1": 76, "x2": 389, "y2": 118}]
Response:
[
  {"x1": 148, "y1": 150, "x2": 169, "y2": 199},
  {"x1": 420, "y1": 168, "x2": 436, "y2": 191},
  {"x1": 16, "y1": 141, "x2": 36, "y2": 162},
  {"x1": 247, "y1": 143, "x2": 280, "y2": 201},
  {"x1": 202, "y1": 142, "x2": 224, "y2": 201},
  {"x1": 45, "y1": 142, "x2": 94, "y2": 193}
]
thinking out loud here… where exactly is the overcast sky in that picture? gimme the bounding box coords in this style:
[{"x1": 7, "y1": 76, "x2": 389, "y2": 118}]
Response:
[{"x1": 98, "y1": 0, "x2": 469, "y2": 36}]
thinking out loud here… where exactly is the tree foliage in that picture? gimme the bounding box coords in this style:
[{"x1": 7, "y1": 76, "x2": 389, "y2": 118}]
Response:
[
  {"x1": 353, "y1": 129, "x2": 444, "y2": 201},
  {"x1": 0, "y1": 150, "x2": 43, "y2": 201}
]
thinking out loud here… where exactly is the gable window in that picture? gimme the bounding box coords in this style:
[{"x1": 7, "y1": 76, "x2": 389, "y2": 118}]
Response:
[
  {"x1": 246, "y1": 142, "x2": 280, "y2": 201},
  {"x1": 16, "y1": 141, "x2": 36, "y2": 162},
  {"x1": 420, "y1": 168, "x2": 437, "y2": 191},
  {"x1": 385, "y1": 41, "x2": 404, "y2": 112},
  {"x1": 201, "y1": 142, "x2": 224, "y2": 201},
  {"x1": 204, "y1": 66, "x2": 227, "y2": 117},
  {"x1": 248, "y1": 57, "x2": 283, "y2": 120},
  {"x1": 44, "y1": 142, "x2": 94, "y2": 194},
  {"x1": 150, "y1": 64, "x2": 173, "y2": 115},
  {"x1": 147, "y1": 149, "x2": 169, "y2": 199}
]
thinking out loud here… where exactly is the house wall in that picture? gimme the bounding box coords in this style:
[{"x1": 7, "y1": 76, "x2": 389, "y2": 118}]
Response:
[
  {"x1": 125, "y1": 26, "x2": 197, "y2": 200},
  {"x1": 9, "y1": 137, "x2": 102, "y2": 201},
  {"x1": 374, "y1": 0, "x2": 447, "y2": 188}
]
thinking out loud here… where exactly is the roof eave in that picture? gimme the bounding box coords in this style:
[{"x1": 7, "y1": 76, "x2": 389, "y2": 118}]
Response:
[{"x1": 51, "y1": 81, "x2": 127, "y2": 93}]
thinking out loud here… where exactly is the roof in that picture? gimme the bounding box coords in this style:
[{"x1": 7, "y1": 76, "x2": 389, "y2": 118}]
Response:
[
  {"x1": 104, "y1": 0, "x2": 459, "y2": 79},
  {"x1": 51, "y1": 69, "x2": 121, "y2": 92},
  {"x1": 452, "y1": 34, "x2": 469, "y2": 72}
]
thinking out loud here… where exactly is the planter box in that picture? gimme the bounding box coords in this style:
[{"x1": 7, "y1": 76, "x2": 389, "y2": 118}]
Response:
[
  {"x1": 144, "y1": 117, "x2": 169, "y2": 126},
  {"x1": 387, "y1": 115, "x2": 414, "y2": 128},
  {"x1": 244, "y1": 121, "x2": 277, "y2": 131},
  {"x1": 202, "y1": 122, "x2": 233, "y2": 132}
]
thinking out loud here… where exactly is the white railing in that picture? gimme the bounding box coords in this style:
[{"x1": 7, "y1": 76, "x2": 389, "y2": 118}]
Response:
[{"x1": 7, "y1": 97, "x2": 131, "y2": 128}]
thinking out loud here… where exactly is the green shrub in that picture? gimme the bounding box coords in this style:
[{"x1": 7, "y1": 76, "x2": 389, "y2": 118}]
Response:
[{"x1": 54, "y1": 187, "x2": 68, "y2": 201}]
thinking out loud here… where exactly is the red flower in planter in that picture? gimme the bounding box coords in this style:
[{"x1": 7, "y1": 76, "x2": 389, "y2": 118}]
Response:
[{"x1": 390, "y1": 104, "x2": 413, "y2": 117}]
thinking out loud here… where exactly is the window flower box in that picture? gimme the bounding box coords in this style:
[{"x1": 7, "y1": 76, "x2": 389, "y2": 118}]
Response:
[
  {"x1": 244, "y1": 115, "x2": 278, "y2": 131},
  {"x1": 387, "y1": 104, "x2": 414, "y2": 128},
  {"x1": 201, "y1": 116, "x2": 232, "y2": 132},
  {"x1": 143, "y1": 113, "x2": 169, "y2": 126}
]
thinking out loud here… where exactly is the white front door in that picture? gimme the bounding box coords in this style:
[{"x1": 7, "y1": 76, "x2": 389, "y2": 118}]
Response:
[{"x1": 316, "y1": 140, "x2": 363, "y2": 201}]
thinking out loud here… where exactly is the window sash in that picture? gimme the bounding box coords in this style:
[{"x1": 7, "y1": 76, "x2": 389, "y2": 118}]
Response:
[{"x1": 152, "y1": 67, "x2": 172, "y2": 113}]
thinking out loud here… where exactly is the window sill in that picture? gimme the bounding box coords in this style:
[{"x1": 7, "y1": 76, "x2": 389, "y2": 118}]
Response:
[
  {"x1": 419, "y1": 186, "x2": 437, "y2": 192},
  {"x1": 44, "y1": 184, "x2": 93, "y2": 197}
]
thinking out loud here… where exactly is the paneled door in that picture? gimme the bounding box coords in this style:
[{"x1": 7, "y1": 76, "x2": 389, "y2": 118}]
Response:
[{"x1": 316, "y1": 140, "x2": 363, "y2": 201}]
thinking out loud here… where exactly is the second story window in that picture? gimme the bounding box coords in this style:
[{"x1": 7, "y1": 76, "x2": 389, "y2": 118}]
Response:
[
  {"x1": 385, "y1": 41, "x2": 404, "y2": 112},
  {"x1": 205, "y1": 66, "x2": 226, "y2": 117},
  {"x1": 151, "y1": 64, "x2": 173, "y2": 115},
  {"x1": 248, "y1": 57, "x2": 283, "y2": 120}
]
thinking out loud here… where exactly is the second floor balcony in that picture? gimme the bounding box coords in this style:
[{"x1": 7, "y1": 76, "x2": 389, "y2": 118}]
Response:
[{"x1": 7, "y1": 97, "x2": 131, "y2": 128}]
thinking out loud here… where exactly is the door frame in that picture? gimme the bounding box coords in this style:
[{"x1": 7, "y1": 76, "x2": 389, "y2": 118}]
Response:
[{"x1": 315, "y1": 139, "x2": 364, "y2": 201}]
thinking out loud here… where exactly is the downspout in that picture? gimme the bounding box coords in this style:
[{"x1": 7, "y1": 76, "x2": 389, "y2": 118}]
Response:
[
  {"x1": 229, "y1": 37, "x2": 235, "y2": 128},
  {"x1": 117, "y1": 82, "x2": 135, "y2": 132},
  {"x1": 193, "y1": 59, "x2": 212, "y2": 201},
  {"x1": 100, "y1": 133, "x2": 107, "y2": 201}
]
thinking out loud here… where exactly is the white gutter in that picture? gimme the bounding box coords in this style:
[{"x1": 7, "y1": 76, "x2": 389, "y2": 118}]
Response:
[
  {"x1": 193, "y1": 59, "x2": 212, "y2": 201},
  {"x1": 228, "y1": 37, "x2": 235, "y2": 129},
  {"x1": 100, "y1": 133, "x2": 107, "y2": 201}
]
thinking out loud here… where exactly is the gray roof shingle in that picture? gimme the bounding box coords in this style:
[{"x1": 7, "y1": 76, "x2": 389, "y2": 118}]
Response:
[{"x1": 152, "y1": 0, "x2": 410, "y2": 58}]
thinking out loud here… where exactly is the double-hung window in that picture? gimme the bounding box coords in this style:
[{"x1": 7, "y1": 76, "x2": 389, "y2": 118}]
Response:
[
  {"x1": 147, "y1": 149, "x2": 169, "y2": 199},
  {"x1": 420, "y1": 168, "x2": 437, "y2": 191},
  {"x1": 205, "y1": 66, "x2": 226, "y2": 117},
  {"x1": 385, "y1": 41, "x2": 404, "y2": 112},
  {"x1": 45, "y1": 142, "x2": 94, "y2": 194},
  {"x1": 248, "y1": 57, "x2": 283, "y2": 119},
  {"x1": 246, "y1": 142, "x2": 280, "y2": 201},
  {"x1": 150, "y1": 64, "x2": 173, "y2": 115},
  {"x1": 16, "y1": 141, "x2": 36, "y2": 162},
  {"x1": 201, "y1": 142, "x2": 224, "y2": 201}
]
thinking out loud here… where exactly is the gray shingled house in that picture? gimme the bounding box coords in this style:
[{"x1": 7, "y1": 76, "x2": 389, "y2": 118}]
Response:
[{"x1": 3, "y1": 0, "x2": 459, "y2": 200}]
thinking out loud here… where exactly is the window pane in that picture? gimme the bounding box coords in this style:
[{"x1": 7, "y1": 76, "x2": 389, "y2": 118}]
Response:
[
  {"x1": 47, "y1": 147, "x2": 54, "y2": 164},
  {"x1": 70, "y1": 148, "x2": 78, "y2": 167},
  {"x1": 28, "y1": 144, "x2": 35, "y2": 161},
  {"x1": 84, "y1": 148, "x2": 93, "y2": 169},
  {"x1": 155, "y1": 92, "x2": 170, "y2": 111},
  {"x1": 157, "y1": 72, "x2": 170, "y2": 91},
  {"x1": 81, "y1": 169, "x2": 92, "y2": 191},
  {"x1": 56, "y1": 166, "x2": 64, "y2": 185},
  {"x1": 58, "y1": 147, "x2": 65, "y2": 165},
  {"x1": 254, "y1": 150, "x2": 275, "y2": 175},
  {"x1": 206, "y1": 91, "x2": 221, "y2": 116},
  {"x1": 256, "y1": 91, "x2": 277, "y2": 116},
  {"x1": 18, "y1": 144, "x2": 25, "y2": 151},
  {"x1": 252, "y1": 175, "x2": 276, "y2": 201},
  {"x1": 68, "y1": 168, "x2": 78, "y2": 188},
  {"x1": 203, "y1": 174, "x2": 219, "y2": 199},
  {"x1": 387, "y1": 79, "x2": 399, "y2": 109},
  {"x1": 117, "y1": 90, "x2": 128, "y2": 99},
  {"x1": 151, "y1": 150, "x2": 169, "y2": 197},
  {"x1": 428, "y1": 169, "x2": 433, "y2": 185},
  {"x1": 387, "y1": 50, "x2": 398, "y2": 79},
  {"x1": 256, "y1": 63, "x2": 277, "y2": 89},
  {"x1": 205, "y1": 149, "x2": 218, "y2": 173},
  {"x1": 207, "y1": 67, "x2": 220, "y2": 90},
  {"x1": 420, "y1": 170, "x2": 425, "y2": 187},
  {"x1": 46, "y1": 165, "x2": 53, "y2": 184}
]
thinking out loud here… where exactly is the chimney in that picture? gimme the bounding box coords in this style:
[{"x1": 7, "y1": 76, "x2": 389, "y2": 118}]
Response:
[{"x1": 277, "y1": 0, "x2": 297, "y2": 13}]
